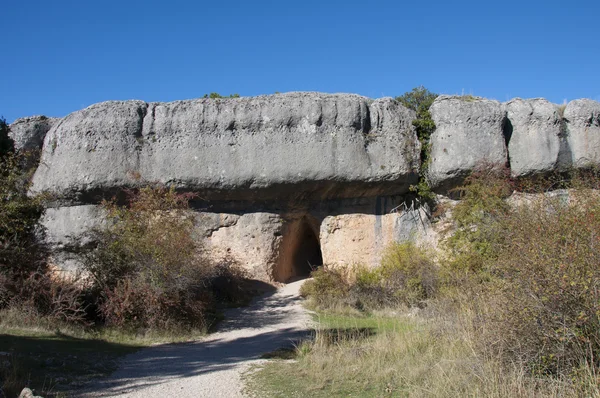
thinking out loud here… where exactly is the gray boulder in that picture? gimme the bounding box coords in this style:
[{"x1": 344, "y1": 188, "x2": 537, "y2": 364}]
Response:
[
  {"x1": 9, "y1": 115, "x2": 59, "y2": 151},
  {"x1": 32, "y1": 93, "x2": 420, "y2": 204},
  {"x1": 564, "y1": 99, "x2": 600, "y2": 168},
  {"x1": 427, "y1": 95, "x2": 508, "y2": 191},
  {"x1": 505, "y1": 98, "x2": 563, "y2": 177}
]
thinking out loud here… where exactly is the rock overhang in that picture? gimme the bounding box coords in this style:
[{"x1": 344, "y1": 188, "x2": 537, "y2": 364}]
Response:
[{"x1": 30, "y1": 92, "x2": 421, "y2": 205}]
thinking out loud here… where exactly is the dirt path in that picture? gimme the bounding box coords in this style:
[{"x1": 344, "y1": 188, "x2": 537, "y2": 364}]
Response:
[{"x1": 83, "y1": 279, "x2": 311, "y2": 397}]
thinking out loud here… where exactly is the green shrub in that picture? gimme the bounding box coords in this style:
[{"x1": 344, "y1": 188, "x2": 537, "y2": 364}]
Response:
[
  {"x1": 395, "y1": 86, "x2": 438, "y2": 146},
  {"x1": 300, "y1": 266, "x2": 350, "y2": 309},
  {"x1": 0, "y1": 122, "x2": 46, "y2": 307},
  {"x1": 0, "y1": 119, "x2": 87, "y2": 326},
  {"x1": 447, "y1": 166, "x2": 513, "y2": 274},
  {"x1": 203, "y1": 92, "x2": 240, "y2": 99},
  {"x1": 396, "y1": 86, "x2": 438, "y2": 201},
  {"x1": 377, "y1": 242, "x2": 438, "y2": 305},
  {"x1": 302, "y1": 243, "x2": 437, "y2": 311}
]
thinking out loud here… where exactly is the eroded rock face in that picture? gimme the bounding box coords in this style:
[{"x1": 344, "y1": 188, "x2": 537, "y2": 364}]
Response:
[
  {"x1": 41, "y1": 205, "x2": 106, "y2": 250},
  {"x1": 427, "y1": 95, "x2": 508, "y2": 191},
  {"x1": 564, "y1": 99, "x2": 600, "y2": 168},
  {"x1": 198, "y1": 212, "x2": 285, "y2": 281},
  {"x1": 40, "y1": 205, "x2": 107, "y2": 275},
  {"x1": 23, "y1": 92, "x2": 600, "y2": 283},
  {"x1": 319, "y1": 207, "x2": 431, "y2": 268},
  {"x1": 32, "y1": 93, "x2": 420, "y2": 204},
  {"x1": 9, "y1": 115, "x2": 60, "y2": 151},
  {"x1": 505, "y1": 98, "x2": 563, "y2": 177}
]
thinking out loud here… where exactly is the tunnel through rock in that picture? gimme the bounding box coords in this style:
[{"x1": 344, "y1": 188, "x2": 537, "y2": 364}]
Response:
[{"x1": 273, "y1": 216, "x2": 323, "y2": 283}]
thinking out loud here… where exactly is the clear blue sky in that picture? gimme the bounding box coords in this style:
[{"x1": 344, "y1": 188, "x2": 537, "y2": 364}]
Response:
[{"x1": 2, "y1": 0, "x2": 599, "y2": 123}]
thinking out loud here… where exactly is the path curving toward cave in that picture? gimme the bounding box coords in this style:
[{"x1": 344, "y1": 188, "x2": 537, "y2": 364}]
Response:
[{"x1": 83, "y1": 279, "x2": 311, "y2": 397}]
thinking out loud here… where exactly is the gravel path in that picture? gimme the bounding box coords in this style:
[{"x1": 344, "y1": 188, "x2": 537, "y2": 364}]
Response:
[{"x1": 82, "y1": 280, "x2": 311, "y2": 397}]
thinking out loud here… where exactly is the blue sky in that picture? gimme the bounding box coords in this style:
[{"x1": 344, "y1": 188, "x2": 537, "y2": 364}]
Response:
[{"x1": 2, "y1": 0, "x2": 599, "y2": 122}]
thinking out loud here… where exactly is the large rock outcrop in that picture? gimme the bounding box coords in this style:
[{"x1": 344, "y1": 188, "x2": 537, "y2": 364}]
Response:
[
  {"x1": 9, "y1": 115, "x2": 60, "y2": 151},
  {"x1": 505, "y1": 98, "x2": 564, "y2": 177},
  {"x1": 564, "y1": 99, "x2": 600, "y2": 168},
  {"x1": 31, "y1": 93, "x2": 420, "y2": 204},
  {"x1": 21, "y1": 92, "x2": 600, "y2": 282},
  {"x1": 427, "y1": 96, "x2": 508, "y2": 191}
]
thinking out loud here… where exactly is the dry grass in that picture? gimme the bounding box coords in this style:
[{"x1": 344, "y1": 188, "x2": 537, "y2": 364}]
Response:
[{"x1": 247, "y1": 308, "x2": 598, "y2": 397}]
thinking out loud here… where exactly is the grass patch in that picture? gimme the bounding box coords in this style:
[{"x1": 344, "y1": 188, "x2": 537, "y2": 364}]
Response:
[
  {"x1": 0, "y1": 326, "x2": 141, "y2": 397},
  {"x1": 246, "y1": 310, "x2": 588, "y2": 397}
]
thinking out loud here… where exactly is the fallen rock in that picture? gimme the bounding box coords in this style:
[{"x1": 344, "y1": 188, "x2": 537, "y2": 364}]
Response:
[
  {"x1": 427, "y1": 95, "x2": 508, "y2": 191},
  {"x1": 18, "y1": 387, "x2": 43, "y2": 398}
]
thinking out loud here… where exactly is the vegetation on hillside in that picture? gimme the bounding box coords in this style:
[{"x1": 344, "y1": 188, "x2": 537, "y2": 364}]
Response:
[
  {"x1": 254, "y1": 167, "x2": 600, "y2": 397},
  {"x1": 203, "y1": 92, "x2": 241, "y2": 99}
]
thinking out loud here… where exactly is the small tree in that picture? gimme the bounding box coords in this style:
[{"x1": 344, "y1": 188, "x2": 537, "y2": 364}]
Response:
[
  {"x1": 396, "y1": 87, "x2": 439, "y2": 200},
  {"x1": 396, "y1": 86, "x2": 438, "y2": 150},
  {"x1": 0, "y1": 117, "x2": 52, "y2": 313},
  {"x1": 0, "y1": 117, "x2": 15, "y2": 158}
]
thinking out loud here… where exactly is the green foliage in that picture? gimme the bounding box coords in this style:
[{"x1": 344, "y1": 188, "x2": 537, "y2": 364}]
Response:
[
  {"x1": 202, "y1": 92, "x2": 240, "y2": 99},
  {"x1": 0, "y1": 133, "x2": 48, "y2": 309},
  {"x1": 395, "y1": 86, "x2": 438, "y2": 148},
  {"x1": 447, "y1": 167, "x2": 513, "y2": 273},
  {"x1": 302, "y1": 243, "x2": 437, "y2": 311},
  {"x1": 482, "y1": 190, "x2": 600, "y2": 375},
  {"x1": 377, "y1": 242, "x2": 438, "y2": 305},
  {"x1": 396, "y1": 86, "x2": 438, "y2": 201},
  {"x1": 0, "y1": 117, "x2": 15, "y2": 158},
  {"x1": 300, "y1": 267, "x2": 350, "y2": 309}
]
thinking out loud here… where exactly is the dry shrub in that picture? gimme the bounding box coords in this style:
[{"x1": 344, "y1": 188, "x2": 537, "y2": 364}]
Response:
[
  {"x1": 481, "y1": 190, "x2": 600, "y2": 375},
  {"x1": 446, "y1": 167, "x2": 600, "y2": 377},
  {"x1": 0, "y1": 141, "x2": 89, "y2": 326},
  {"x1": 84, "y1": 186, "x2": 248, "y2": 331}
]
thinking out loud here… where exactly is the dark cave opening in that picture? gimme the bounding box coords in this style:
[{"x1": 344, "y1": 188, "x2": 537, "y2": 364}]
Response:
[
  {"x1": 291, "y1": 222, "x2": 323, "y2": 278},
  {"x1": 274, "y1": 217, "x2": 323, "y2": 283}
]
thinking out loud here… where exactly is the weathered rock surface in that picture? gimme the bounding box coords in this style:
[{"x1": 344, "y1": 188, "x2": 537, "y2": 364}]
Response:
[
  {"x1": 319, "y1": 206, "x2": 431, "y2": 269},
  {"x1": 197, "y1": 212, "x2": 285, "y2": 281},
  {"x1": 427, "y1": 95, "x2": 508, "y2": 190},
  {"x1": 41, "y1": 205, "x2": 106, "y2": 250},
  {"x1": 9, "y1": 115, "x2": 60, "y2": 151},
  {"x1": 20, "y1": 92, "x2": 600, "y2": 282},
  {"x1": 505, "y1": 98, "x2": 563, "y2": 177},
  {"x1": 564, "y1": 99, "x2": 600, "y2": 168},
  {"x1": 31, "y1": 93, "x2": 420, "y2": 204}
]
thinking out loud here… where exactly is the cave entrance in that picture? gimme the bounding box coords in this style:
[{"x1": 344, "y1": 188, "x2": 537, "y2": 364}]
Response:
[{"x1": 273, "y1": 216, "x2": 323, "y2": 283}]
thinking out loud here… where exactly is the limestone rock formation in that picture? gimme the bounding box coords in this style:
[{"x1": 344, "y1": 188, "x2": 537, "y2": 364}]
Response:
[
  {"x1": 564, "y1": 99, "x2": 600, "y2": 168},
  {"x1": 31, "y1": 93, "x2": 420, "y2": 204},
  {"x1": 427, "y1": 95, "x2": 508, "y2": 191},
  {"x1": 505, "y1": 98, "x2": 563, "y2": 177},
  {"x1": 9, "y1": 115, "x2": 59, "y2": 151},
  {"x1": 19, "y1": 92, "x2": 600, "y2": 283}
]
